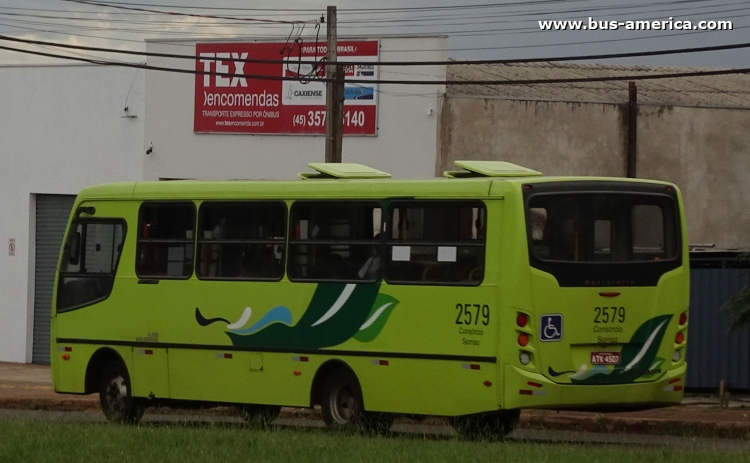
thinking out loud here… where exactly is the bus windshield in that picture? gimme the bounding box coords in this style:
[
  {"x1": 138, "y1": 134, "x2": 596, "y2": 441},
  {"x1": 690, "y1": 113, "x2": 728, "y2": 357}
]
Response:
[{"x1": 527, "y1": 193, "x2": 679, "y2": 263}]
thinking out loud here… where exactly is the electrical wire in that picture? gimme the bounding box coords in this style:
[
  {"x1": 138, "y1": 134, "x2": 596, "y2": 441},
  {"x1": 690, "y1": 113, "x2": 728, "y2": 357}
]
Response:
[
  {"x1": 0, "y1": 0, "x2": 740, "y2": 57},
  {"x1": 2, "y1": 33, "x2": 749, "y2": 67},
  {"x1": 60, "y1": 0, "x2": 313, "y2": 25},
  {"x1": 1, "y1": 41, "x2": 749, "y2": 86}
]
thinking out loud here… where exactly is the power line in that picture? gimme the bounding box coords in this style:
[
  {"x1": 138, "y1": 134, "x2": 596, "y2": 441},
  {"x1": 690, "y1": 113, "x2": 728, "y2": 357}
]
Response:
[
  {"x1": 1, "y1": 41, "x2": 749, "y2": 86},
  {"x1": 337, "y1": 1, "x2": 749, "y2": 27},
  {"x1": 1, "y1": 19, "x2": 743, "y2": 57},
  {"x1": 0, "y1": 0, "x2": 735, "y2": 25},
  {"x1": 0, "y1": 0, "x2": 741, "y2": 58},
  {"x1": 59, "y1": 0, "x2": 314, "y2": 25},
  {"x1": 53, "y1": 0, "x2": 599, "y2": 14},
  {"x1": 2, "y1": 33, "x2": 750, "y2": 67}
]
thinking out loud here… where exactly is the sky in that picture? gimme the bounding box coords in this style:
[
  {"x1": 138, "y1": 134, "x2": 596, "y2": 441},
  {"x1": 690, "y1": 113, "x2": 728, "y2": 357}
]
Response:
[{"x1": 0, "y1": 0, "x2": 747, "y2": 68}]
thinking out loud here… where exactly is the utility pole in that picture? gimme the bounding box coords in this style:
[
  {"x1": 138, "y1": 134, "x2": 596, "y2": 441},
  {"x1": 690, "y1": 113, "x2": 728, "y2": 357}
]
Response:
[
  {"x1": 324, "y1": 5, "x2": 344, "y2": 163},
  {"x1": 626, "y1": 81, "x2": 637, "y2": 178}
]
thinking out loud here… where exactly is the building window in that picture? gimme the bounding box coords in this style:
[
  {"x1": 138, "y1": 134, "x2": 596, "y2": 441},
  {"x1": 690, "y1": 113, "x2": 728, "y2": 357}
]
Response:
[
  {"x1": 136, "y1": 203, "x2": 195, "y2": 278},
  {"x1": 58, "y1": 220, "x2": 125, "y2": 311},
  {"x1": 197, "y1": 201, "x2": 286, "y2": 280},
  {"x1": 288, "y1": 202, "x2": 382, "y2": 282},
  {"x1": 385, "y1": 201, "x2": 486, "y2": 285}
]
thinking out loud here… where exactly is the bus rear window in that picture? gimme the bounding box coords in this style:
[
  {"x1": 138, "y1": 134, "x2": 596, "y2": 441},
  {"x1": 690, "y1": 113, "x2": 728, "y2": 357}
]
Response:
[{"x1": 527, "y1": 194, "x2": 678, "y2": 263}]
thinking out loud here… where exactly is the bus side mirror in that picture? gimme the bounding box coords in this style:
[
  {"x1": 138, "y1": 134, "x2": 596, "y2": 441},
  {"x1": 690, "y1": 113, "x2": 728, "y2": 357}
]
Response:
[{"x1": 68, "y1": 232, "x2": 81, "y2": 266}]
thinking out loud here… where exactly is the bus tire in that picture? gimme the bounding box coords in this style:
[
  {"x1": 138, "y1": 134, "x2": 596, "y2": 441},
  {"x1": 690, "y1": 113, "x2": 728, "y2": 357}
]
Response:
[
  {"x1": 237, "y1": 405, "x2": 280, "y2": 429},
  {"x1": 321, "y1": 368, "x2": 393, "y2": 434},
  {"x1": 449, "y1": 410, "x2": 520, "y2": 440},
  {"x1": 99, "y1": 361, "x2": 144, "y2": 424}
]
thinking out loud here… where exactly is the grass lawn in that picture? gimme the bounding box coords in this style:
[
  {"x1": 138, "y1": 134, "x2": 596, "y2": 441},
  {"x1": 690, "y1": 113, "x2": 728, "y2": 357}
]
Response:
[{"x1": 0, "y1": 420, "x2": 741, "y2": 463}]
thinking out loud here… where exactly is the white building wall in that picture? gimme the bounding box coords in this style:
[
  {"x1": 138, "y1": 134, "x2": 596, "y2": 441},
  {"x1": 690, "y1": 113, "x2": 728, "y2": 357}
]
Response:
[
  {"x1": 144, "y1": 36, "x2": 446, "y2": 180},
  {"x1": 0, "y1": 65, "x2": 145, "y2": 363}
]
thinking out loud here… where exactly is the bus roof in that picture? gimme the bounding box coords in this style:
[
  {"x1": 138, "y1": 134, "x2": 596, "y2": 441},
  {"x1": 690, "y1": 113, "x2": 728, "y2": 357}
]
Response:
[
  {"x1": 75, "y1": 175, "x2": 677, "y2": 202},
  {"x1": 73, "y1": 158, "x2": 676, "y2": 201}
]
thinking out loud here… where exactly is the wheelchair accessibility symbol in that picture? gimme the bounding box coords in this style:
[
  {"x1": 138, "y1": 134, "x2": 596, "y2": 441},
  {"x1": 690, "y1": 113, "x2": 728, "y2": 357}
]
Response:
[{"x1": 540, "y1": 314, "x2": 563, "y2": 342}]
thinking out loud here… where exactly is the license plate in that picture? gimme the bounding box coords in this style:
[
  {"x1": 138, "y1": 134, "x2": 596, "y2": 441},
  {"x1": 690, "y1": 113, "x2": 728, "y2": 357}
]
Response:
[{"x1": 591, "y1": 352, "x2": 621, "y2": 365}]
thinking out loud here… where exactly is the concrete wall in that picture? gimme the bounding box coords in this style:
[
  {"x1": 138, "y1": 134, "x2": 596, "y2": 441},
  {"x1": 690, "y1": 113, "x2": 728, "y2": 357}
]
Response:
[
  {"x1": 144, "y1": 36, "x2": 447, "y2": 181},
  {"x1": 440, "y1": 97, "x2": 750, "y2": 250},
  {"x1": 438, "y1": 98, "x2": 628, "y2": 177},
  {"x1": 638, "y1": 105, "x2": 750, "y2": 250},
  {"x1": 0, "y1": 65, "x2": 145, "y2": 363}
]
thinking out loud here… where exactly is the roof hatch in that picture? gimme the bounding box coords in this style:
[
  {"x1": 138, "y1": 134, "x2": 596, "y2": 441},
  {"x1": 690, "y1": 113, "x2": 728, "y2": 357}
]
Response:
[
  {"x1": 299, "y1": 163, "x2": 391, "y2": 180},
  {"x1": 443, "y1": 160, "x2": 542, "y2": 178}
]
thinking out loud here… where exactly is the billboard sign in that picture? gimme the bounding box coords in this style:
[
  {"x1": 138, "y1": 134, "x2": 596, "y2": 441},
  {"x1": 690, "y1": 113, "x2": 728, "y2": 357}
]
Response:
[{"x1": 194, "y1": 40, "x2": 378, "y2": 135}]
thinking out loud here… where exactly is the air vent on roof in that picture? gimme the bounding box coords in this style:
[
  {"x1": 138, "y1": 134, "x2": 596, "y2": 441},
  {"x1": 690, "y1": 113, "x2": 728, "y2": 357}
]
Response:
[
  {"x1": 444, "y1": 160, "x2": 542, "y2": 178},
  {"x1": 299, "y1": 163, "x2": 391, "y2": 180}
]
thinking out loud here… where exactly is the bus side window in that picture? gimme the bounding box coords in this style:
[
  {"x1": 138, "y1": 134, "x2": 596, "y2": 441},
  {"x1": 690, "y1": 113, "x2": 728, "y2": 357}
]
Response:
[
  {"x1": 58, "y1": 220, "x2": 125, "y2": 312},
  {"x1": 136, "y1": 202, "x2": 195, "y2": 279},
  {"x1": 385, "y1": 201, "x2": 486, "y2": 286},
  {"x1": 196, "y1": 201, "x2": 286, "y2": 280},
  {"x1": 288, "y1": 201, "x2": 382, "y2": 282}
]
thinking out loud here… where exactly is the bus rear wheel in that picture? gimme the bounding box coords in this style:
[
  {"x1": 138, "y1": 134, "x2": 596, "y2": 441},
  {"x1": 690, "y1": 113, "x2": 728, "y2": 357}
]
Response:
[
  {"x1": 449, "y1": 410, "x2": 520, "y2": 440},
  {"x1": 237, "y1": 405, "x2": 280, "y2": 428},
  {"x1": 99, "y1": 362, "x2": 144, "y2": 424},
  {"x1": 320, "y1": 369, "x2": 393, "y2": 434}
]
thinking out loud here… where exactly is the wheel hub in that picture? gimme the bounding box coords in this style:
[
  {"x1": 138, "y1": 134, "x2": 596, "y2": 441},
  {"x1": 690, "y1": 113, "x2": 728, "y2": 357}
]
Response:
[
  {"x1": 330, "y1": 384, "x2": 355, "y2": 424},
  {"x1": 106, "y1": 376, "x2": 127, "y2": 410}
]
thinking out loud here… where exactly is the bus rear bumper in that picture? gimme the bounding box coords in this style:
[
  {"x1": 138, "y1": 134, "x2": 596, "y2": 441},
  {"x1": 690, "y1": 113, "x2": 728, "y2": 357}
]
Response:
[{"x1": 503, "y1": 364, "x2": 686, "y2": 411}]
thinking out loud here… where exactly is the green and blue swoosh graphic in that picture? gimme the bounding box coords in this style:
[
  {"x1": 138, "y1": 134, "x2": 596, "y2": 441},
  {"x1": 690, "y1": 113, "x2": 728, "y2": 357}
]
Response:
[{"x1": 195, "y1": 283, "x2": 400, "y2": 349}]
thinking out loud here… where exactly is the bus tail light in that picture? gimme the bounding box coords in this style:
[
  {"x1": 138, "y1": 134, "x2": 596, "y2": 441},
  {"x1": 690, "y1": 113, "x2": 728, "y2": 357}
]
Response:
[
  {"x1": 516, "y1": 313, "x2": 528, "y2": 327},
  {"x1": 679, "y1": 312, "x2": 687, "y2": 325},
  {"x1": 672, "y1": 350, "x2": 681, "y2": 362},
  {"x1": 519, "y1": 351, "x2": 531, "y2": 365},
  {"x1": 664, "y1": 383, "x2": 683, "y2": 392},
  {"x1": 518, "y1": 333, "x2": 529, "y2": 347},
  {"x1": 599, "y1": 292, "x2": 620, "y2": 297},
  {"x1": 675, "y1": 331, "x2": 685, "y2": 344}
]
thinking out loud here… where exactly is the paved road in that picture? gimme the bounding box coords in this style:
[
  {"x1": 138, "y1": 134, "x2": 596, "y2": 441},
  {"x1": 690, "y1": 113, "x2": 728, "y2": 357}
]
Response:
[{"x1": 2, "y1": 409, "x2": 750, "y2": 453}]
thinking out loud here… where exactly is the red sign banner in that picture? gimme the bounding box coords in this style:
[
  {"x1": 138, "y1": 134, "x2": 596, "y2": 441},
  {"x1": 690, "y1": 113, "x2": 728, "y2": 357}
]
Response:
[{"x1": 194, "y1": 41, "x2": 378, "y2": 135}]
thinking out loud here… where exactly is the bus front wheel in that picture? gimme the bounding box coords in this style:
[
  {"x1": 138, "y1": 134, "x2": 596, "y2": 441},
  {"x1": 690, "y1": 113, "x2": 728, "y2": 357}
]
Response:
[
  {"x1": 449, "y1": 410, "x2": 520, "y2": 440},
  {"x1": 320, "y1": 369, "x2": 392, "y2": 434},
  {"x1": 99, "y1": 362, "x2": 144, "y2": 424}
]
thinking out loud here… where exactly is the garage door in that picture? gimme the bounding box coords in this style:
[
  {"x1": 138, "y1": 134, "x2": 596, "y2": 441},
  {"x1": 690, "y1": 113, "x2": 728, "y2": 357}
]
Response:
[{"x1": 33, "y1": 194, "x2": 76, "y2": 365}]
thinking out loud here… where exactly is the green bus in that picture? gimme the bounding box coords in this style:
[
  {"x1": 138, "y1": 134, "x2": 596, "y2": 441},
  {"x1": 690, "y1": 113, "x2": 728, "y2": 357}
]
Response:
[{"x1": 51, "y1": 161, "x2": 689, "y2": 436}]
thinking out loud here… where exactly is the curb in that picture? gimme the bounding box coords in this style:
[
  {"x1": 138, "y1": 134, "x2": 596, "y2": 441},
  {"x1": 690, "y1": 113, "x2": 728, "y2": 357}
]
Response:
[
  {"x1": 2, "y1": 397, "x2": 749, "y2": 438},
  {"x1": 519, "y1": 413, "x2": 750, "y2": 439}
]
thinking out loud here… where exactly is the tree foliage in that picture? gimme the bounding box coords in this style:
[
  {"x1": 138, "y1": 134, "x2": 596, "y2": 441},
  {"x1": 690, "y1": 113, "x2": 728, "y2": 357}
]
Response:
[{"x1": 720, "y1": 253, "x2": 750, "y2": 332}]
